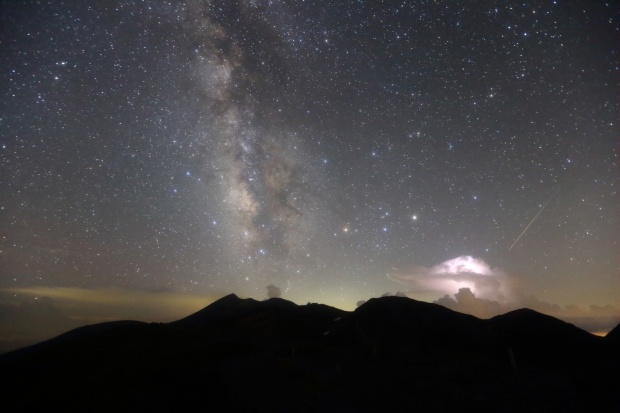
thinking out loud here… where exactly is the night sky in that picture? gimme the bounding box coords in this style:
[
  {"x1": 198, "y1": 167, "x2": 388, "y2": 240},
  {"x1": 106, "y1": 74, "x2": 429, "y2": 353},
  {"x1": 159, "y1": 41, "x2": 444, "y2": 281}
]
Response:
[{"x1": 1, "y1": 1, "x2": 618, "y2": 342}]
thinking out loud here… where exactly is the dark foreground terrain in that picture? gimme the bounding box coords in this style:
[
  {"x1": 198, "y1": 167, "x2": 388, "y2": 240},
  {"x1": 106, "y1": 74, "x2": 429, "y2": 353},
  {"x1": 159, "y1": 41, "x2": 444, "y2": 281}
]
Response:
[{"x1": 1, "y1": 295, "x2": 618, "y2": 412}]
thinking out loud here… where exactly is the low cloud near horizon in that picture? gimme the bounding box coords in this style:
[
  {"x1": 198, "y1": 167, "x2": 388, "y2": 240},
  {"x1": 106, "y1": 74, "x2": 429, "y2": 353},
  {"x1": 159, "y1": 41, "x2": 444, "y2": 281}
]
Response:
[
  {"x1": 389, "y1": 256, "x2": 619, "y2": 335},
  {"x1": 1, "y1": 268, "x2": 617, "y2": 355},
  {"x1": 0, "y1": 287, "x2": 220, "y2": 354}
]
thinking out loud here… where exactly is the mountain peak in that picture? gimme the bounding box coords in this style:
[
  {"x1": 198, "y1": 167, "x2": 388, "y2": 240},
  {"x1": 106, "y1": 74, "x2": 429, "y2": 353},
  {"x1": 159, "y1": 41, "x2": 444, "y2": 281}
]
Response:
[{"x1": 171, "y1": 293, "x2": 298, "y2": 326}]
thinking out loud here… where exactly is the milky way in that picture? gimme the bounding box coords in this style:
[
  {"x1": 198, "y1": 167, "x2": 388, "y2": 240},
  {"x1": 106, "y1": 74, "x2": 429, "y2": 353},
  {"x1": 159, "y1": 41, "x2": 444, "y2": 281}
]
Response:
[
  {"x1": 1, "y1": 0, "x2": 618, "y2": 316},
  {"x1": 183, "y1": 1, "x2": 330, "y2": 287}
]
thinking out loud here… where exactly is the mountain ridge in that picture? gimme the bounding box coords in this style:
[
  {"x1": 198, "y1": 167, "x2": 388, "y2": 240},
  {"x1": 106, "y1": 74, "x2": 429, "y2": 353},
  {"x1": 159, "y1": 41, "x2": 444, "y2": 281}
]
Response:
[{"x1": 1, "y1": 295, "x2": 616, "y2": 412}]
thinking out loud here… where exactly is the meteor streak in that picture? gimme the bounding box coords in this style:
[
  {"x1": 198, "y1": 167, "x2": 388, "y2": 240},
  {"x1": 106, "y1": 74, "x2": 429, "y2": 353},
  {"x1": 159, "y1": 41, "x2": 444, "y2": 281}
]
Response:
[{"x1": 509, "y1": 196, "x2": 554, "y2": 251}]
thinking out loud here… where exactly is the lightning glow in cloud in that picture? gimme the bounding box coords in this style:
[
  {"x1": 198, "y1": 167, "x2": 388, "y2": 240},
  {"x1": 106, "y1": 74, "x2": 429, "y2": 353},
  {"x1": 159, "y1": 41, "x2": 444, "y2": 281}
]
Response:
[{"x1": 389, "y1": 256, "x2": 512, "y2": 303}]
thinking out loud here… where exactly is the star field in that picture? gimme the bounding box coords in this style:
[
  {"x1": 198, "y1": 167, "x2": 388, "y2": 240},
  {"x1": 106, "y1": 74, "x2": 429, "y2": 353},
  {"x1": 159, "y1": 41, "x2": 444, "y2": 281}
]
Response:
[{"x1": 1, "y1": 0, "x2": 618, "y2": 312}]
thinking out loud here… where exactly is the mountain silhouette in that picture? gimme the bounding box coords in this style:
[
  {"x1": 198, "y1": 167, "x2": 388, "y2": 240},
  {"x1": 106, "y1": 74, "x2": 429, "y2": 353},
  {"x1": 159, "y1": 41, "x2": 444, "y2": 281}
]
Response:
[
  {"x1": 489, "y1": 308, "x2": 603, "y2": 368},
  {"x1": 605, "y1": 323, "x2": 620, "y2": 342},
  {"x1": 0, "y1": 295, "x2": 617, "y2": 413},
  {"x1": 172, "y1": 294, "x2": 298, "y2": 326}
]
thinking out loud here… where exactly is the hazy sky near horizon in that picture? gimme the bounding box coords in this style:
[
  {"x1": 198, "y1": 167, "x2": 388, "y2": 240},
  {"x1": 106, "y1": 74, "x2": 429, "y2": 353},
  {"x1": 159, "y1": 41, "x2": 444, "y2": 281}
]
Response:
[{"x1": 1, "y1": 0, "x2": 618, "y2": 335}]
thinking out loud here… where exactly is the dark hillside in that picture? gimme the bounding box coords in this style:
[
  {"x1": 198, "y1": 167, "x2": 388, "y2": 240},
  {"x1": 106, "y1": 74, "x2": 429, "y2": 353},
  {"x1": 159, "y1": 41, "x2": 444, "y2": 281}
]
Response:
[{"x1": 0, "y1": 296, "x2": 616, "y2": 413}]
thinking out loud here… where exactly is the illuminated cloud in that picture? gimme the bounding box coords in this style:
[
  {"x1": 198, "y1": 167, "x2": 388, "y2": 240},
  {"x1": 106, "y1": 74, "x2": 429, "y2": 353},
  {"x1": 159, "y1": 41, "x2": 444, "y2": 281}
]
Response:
[
  {"x1": 389, "y1": 256, "x2": 513, "y2": 303},
  {"x1": 388, "y1": 257, "x2": 619, "y2": 334},
  {"x1": 434, "y1": 287, "x2": 504, "y2": 319}
]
